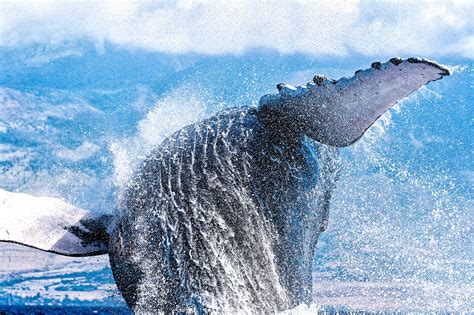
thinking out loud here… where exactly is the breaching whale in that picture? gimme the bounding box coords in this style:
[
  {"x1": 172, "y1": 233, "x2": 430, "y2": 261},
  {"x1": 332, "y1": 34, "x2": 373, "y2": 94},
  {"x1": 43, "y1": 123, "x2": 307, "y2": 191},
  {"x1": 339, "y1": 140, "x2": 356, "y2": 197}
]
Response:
[{"x1": 0, "y1": 58, "x2": 450, "y2": 313}]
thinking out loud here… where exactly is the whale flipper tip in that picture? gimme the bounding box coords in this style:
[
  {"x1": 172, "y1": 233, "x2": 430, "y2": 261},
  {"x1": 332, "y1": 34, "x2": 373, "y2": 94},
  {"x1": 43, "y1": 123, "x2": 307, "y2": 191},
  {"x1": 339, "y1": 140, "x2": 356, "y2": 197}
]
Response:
[{"x1": 0, "y1": 188, "x2": 111, "y2": 256}]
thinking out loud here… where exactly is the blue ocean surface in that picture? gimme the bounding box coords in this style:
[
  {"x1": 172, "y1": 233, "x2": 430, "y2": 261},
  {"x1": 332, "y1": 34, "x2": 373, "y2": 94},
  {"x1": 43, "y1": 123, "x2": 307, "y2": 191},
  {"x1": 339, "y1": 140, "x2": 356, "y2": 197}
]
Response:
[{"x1": 0, "y1": 41, "x2": 472, "y2": 313}]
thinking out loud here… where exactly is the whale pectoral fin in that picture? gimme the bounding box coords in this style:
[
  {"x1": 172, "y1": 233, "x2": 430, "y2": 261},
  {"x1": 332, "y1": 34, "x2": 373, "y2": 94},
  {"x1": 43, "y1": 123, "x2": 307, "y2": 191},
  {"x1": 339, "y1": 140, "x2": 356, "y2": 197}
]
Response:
[
  {"x1": 258, "y1": 57, "x2": 450, "y2": 147},
  {"x1": 0, "y1": 188, "x2": 111, "y2": 256}
]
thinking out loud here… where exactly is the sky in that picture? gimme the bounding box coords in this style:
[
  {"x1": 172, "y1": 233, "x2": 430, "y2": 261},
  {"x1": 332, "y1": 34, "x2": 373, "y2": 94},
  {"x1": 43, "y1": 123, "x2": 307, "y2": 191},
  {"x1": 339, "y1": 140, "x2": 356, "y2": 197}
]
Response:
[{"x1": 1, "y1": 0, "x2": 473, "y2": 58}]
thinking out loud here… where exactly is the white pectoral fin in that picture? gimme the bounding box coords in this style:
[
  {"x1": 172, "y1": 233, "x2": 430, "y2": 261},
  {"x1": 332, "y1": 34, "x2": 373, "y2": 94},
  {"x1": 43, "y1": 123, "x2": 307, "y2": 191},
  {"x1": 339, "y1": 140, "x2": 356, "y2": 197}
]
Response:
[
  {"x1": 258, "y1": 57, "x2": 451, "y2": 147},
  {"x1": 0, "y1": 188, "x2": 111, "y2": 256}
]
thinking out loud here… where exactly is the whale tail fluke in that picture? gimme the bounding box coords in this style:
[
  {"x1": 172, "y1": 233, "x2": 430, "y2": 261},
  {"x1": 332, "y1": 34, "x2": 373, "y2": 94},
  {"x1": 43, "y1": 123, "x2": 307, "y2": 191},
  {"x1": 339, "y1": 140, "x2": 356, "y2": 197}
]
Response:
[
  {"x1": 0, "y1": 188, "x2": 111, "y2": 256},
  {"x1": 258, "y1": 57, "x2": 450, "y2": 147}
]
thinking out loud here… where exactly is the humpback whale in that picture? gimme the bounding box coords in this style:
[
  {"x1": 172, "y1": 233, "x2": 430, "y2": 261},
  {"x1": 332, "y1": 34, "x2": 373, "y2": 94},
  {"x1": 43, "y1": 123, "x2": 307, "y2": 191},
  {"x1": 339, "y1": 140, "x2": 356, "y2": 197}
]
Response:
[{"x1": 0, "y1": 58, "x2": 450, "y2": 313}]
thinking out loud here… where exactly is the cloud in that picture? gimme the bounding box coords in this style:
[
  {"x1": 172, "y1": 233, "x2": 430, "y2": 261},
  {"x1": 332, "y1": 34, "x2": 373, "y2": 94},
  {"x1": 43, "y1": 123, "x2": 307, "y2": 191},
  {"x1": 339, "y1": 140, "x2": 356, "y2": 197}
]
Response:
[{"x1": 1, "y1": 0, "x2": 473, "y2": 58}]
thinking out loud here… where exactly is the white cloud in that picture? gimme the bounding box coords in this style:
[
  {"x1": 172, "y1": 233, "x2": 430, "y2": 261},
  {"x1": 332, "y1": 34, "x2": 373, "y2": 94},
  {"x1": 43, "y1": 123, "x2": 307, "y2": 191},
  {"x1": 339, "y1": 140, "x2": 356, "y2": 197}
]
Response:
[{"x1": 1, "y1": 0, "x2": 473, "y2": 58}]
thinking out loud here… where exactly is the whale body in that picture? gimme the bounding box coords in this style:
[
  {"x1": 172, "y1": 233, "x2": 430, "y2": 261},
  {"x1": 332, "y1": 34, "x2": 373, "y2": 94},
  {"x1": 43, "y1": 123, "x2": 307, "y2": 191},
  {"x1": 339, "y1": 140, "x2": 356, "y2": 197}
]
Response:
[
  {"x1": 0, "y1": 58, "x2": 450, "y2": 313},
  {"x1": 110, "y1": 106, "x2": 341, "y2": 312}
]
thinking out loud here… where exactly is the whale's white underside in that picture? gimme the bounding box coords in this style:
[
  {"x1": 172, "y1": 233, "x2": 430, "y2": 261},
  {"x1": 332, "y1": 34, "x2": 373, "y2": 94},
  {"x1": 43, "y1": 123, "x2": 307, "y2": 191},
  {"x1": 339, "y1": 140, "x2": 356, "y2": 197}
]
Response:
[{"x1": 0, "y1": 188, "x2": 107, "y2": 256}]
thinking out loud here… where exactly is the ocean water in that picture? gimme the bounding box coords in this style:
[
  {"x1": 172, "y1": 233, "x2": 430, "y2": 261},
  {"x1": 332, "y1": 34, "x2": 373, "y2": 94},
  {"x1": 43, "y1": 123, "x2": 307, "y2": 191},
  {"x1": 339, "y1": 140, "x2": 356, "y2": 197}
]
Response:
[{"x1": 0, "y1": 43, "x2": 472, "y2": 312}]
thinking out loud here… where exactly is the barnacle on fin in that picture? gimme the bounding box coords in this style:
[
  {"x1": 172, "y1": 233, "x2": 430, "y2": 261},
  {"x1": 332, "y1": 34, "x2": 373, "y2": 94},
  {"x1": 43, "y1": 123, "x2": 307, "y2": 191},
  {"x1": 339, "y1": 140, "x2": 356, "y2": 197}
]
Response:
[
  {"x1": 371, "y1": 62, "x2": 382, "y2": 70},
  {"x1": 389, "y1": 57, "x2": 402, "y2": 66},
  {"x1": 313, "y1": 75, "x2": 326, "y2": 86}
]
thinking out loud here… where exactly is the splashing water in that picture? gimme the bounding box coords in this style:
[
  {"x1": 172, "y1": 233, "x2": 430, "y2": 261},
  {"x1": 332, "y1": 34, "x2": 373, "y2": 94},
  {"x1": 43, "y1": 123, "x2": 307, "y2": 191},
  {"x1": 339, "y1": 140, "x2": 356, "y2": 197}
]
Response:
[
  {"x1": 110, "y1": 88, "x2": 209, "y2": 190},
  {"x1": 313, "y1": 75, "x2": 473, "y2": 311}
]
